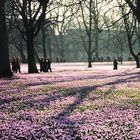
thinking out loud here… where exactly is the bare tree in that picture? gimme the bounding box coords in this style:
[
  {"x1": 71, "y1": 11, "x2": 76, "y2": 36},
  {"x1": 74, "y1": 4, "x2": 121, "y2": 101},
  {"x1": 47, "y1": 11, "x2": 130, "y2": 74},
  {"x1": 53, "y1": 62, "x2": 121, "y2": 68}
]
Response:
[
  {"x1": 124, "y1": 0, "x2": 140, "y2": 23},
  {"x1": 41, "y1": 25, "x2": 54, "y2": 60},
  {"x1": 5, "y1": 0, "x2": 27, "y2": 63},
  {"x1": 52, "y1": 1, "x2": 79, "y2": 62},
  {"x1": 111, "y1": 24, "x2": 128, "y2": 64},
  {"x1": 13, "y1": 0, "x2": 50, "y2": 73},
  {"x1": 71, "y1": 0, "x2": 105, "y2": 67},
  {"x1": 119, "y1": 4, "x2": 140, "y2": 67},
  {"x1": 0, "y1": 0, "x2": 13, "y2": 78},
  {"x1": 41, "y1": 26, "x2": 47, "y2": 59},
  {"x1": 9, "y1": 28, "x2": 27, "y2": 63}
]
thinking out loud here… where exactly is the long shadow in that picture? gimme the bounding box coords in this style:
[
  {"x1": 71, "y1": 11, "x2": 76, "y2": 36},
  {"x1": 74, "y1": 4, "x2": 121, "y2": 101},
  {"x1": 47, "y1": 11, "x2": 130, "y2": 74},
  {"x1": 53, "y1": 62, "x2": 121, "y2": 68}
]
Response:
[
  {"x1": 40, "y1": 74, "x2": 140, "y2": 138},
  {"x1": 41, "y1": 71, "x2": 139, "y2": 113},
  {"x1": 0, "y1": 70, "x2": 139, "y2": 108},
  {"x1": 0, "y1": 73, "x2": 139, "y2": 139},
  {"x1": 0, "y1": 69, "x2": 139, "y2": 112},
  {"x1": 41, "y1": 86, "x2": 99, "y2": 139},
  {"x1": 0, "y1": 96, "x2": 21, "y2": 106},
  {"x1": 22, "y1": 70, "x2": 140, "y2": 89}
]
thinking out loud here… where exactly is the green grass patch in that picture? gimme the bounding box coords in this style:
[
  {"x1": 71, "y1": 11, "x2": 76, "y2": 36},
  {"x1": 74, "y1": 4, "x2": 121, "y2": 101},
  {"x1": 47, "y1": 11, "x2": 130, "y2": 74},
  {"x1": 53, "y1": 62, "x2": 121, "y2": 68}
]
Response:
[
  {"x1": 104, "y1": 89, "x2": 140, "y2": 99},
  {"x1": 40, "y1": 86, "x2": 53, "y2": 92},
  {"x1": 104, "y1": 89, "x2": 140, "y2": 106},
  {"x1": 58, "y1": 88, "x2": 77, "y2": 96},
  {"x1": 112, "y1": 89, "x2": 140, "y2": 97},
  {"x1": 75, "y1": 104, "x2": 99, "y2": 112},
  {"x1": 127, "y1": 99, "x2": 140, "y2": 105},
  {"x1": 36, "y1": 106, "x2": 48, "y2": 112}
]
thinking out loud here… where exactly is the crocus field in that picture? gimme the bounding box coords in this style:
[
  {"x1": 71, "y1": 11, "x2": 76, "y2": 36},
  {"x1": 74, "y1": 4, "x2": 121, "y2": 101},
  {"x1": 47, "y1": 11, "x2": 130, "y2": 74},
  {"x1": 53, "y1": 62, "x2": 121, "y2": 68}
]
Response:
[{"x1": 0, "y1": 62, "x2": 140, "y2": 140}]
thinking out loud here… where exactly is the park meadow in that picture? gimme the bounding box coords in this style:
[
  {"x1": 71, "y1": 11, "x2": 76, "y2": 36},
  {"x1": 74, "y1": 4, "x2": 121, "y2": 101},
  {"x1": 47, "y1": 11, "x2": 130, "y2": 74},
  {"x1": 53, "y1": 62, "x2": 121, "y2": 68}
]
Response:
[{"x1": 0, "y1": 62, "x2": 140, "y2": 140}]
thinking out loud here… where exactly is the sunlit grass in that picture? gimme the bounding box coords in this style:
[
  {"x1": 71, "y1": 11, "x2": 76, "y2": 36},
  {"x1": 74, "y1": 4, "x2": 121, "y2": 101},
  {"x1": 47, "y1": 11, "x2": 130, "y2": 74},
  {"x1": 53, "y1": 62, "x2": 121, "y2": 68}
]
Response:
[{"x1": 0, "y1": 65, "x2": 139, "y2": 139}]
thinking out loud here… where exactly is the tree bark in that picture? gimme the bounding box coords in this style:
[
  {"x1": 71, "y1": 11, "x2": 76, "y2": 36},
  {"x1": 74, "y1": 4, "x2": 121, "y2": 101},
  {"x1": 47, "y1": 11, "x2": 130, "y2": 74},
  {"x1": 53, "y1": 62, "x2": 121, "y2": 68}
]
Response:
[
  {"x1": 127, "y1": 35, "x2": 140, "y2": 68},
  {"x1": 0, "y1": 0, "x2": 13, "y2": 78},
  {"x1": 124, "y1": 0, "x2": 140, "y2": 23},
  {"x1": 42, "y1": 27, "x2": 47, "y2": 59},
  {"x1": 47, "y1": 29, "x2": 52, "y2": 60},
  {"x1": 59, "y1": 34, "x2": 65, "y2": 62},
  {"x1": 88, "y1": 0, "x2": 92, "y2": 68},
  {"x1": 26, "y1": 37, "x2": 38, "y2": 73},
  {"x1": 88, "y1": 53, "x2": 92, "y2": 68},
  {"x1": 134, "y1": 56, "x2": 140, "y2": 68}
]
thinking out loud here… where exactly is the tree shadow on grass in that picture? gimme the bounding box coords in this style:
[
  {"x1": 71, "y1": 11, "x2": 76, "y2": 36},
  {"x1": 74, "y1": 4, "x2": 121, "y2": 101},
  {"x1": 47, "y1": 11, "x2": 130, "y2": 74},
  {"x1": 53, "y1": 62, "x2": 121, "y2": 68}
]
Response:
[
  {"x1": 44, "y1": 71, "x2": 139, "y2": 137},
  {"x1": 38, "y1": 76, "x2": 137, "y2": 139},
  {"x1": 21, "y1": 70, "x2": 140, "y2": 90},
  {"x1": 0, "y1": 73, "x2": 139, "y2": 139},
  {"x1": 0, "y1": 70, "x2": 139, "y2": 110}
]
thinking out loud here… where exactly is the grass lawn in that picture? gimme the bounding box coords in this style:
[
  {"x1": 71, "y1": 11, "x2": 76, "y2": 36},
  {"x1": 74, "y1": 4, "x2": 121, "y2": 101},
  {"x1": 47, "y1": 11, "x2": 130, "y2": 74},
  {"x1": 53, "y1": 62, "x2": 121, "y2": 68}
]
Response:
[{"x1": 0, "y1": 62, "x2": 140, "y2": 140}]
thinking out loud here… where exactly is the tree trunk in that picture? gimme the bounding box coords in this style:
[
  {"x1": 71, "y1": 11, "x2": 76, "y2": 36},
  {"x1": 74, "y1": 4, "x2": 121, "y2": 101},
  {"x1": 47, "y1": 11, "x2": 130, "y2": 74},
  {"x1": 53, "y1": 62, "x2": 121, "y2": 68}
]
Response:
[
  {"x1": 95, "y1": 40, "x2": 99, "y2": 59},
  {"x1": 42, "y1": 27, "x2": 47, "y2": 59},
  {"x1": 0, "y1": 0, "x2": 13, "y2": 78},
  {"x1": 48, "y1": 33, "x2": 52, "y2": 60},
  {"x1": 94, "y1": 27, "x2": 99, "y2": 59},
  {"x1": 88, "y1": 0, "x2": 92, "y2": 68},
  {"x1": 135, "y1": 56, "x2": 140, "y2": 68},
  {"x1": 88, "y1": 53, "x2": 92, "y2": 68},
  {"x1": 127, "y1": 36, "x2": 140, "y2": 68},
  {"x1": 93, "y1": 0, "x2": 99, "y2": 59},
  {"x1": 26, "y1": 38, "x2": 38, "y2": 73},
  {"x1": 124, "y1": 0, "x2": 140, "y2": 23},
  {"x1": 59, "y1": 34, "x2": 66, "y2": 62}
]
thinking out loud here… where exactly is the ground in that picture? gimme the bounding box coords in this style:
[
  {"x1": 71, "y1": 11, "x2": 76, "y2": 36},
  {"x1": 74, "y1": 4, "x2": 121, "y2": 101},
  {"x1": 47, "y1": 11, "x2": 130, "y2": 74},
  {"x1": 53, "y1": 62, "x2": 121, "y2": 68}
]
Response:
[{"x1": 0, "y1": 62, "x2": 140, "y2": 140}]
